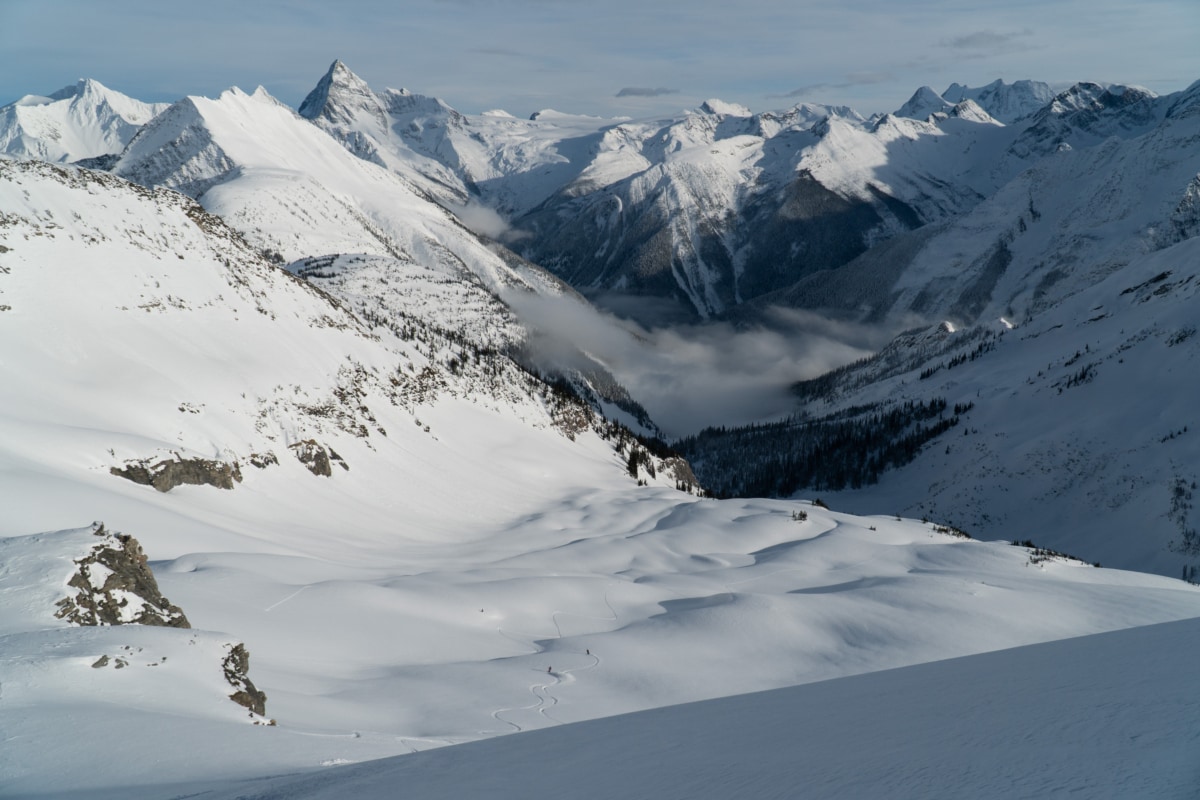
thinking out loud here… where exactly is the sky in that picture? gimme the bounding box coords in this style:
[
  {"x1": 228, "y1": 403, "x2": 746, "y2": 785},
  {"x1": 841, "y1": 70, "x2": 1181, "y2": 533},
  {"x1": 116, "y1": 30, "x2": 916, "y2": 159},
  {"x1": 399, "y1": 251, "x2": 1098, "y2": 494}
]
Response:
[{"x1": 2, "y1": 0, "x2": 1198, "y2": 119}]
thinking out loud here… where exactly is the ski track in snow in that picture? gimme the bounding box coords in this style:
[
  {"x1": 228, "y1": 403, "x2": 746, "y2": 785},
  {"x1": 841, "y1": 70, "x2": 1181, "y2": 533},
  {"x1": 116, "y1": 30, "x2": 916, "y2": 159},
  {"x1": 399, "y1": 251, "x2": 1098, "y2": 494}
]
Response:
[
  {"x1": 264, "y1": 584, "x2": 310, "y2": 612},
  {"x1": 488, "y1": 587, "x2": 615, "y2": 733}
]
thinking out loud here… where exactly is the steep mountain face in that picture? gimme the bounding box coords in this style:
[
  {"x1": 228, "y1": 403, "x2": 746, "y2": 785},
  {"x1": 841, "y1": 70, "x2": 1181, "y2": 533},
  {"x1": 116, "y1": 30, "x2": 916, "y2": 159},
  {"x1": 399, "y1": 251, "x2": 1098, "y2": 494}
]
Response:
[
  {"x1": 109, "y1": 83, "x2": 661, "y2": 431},
  {"x1": 938, "y1": 79, "x2": 1056, "y2": 123},
  {"x1": 298, "y1": 60, "x2": 614, "y2": 218},
  {"x1": 686, "y1": 81, "x2": 1200, "y2": 577},
  {"x1": 114, "y1": 85, "x2": 525, "y2": 287},
  {"x1": 757, "y1": 81, "x2": 1197, "y2": 326},
  {"x1": 895, "y1": 86, "x2": 954, "y2": 120},
  {"x1": 513, "y1": 104, "x2": 1004, "y2": 319},
  {"x1": 0, "y1": 78, "x2": 168, "y2": 163},
  {"x1": 688, "y1": 232, "x2": 1200, "y2": 578},
  {"x1": 298, "y1": 64, "x2": 1003, "y2": 320}
]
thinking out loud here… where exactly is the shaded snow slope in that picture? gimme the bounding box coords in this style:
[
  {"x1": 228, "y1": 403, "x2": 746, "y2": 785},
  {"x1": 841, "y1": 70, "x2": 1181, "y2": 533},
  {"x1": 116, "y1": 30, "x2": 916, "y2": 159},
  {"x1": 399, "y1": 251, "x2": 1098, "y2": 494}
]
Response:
[
  {"x1": 698, "y1": 233, "x2": 1200, "y2": 578},
  {"x1": 186, "y1": 616, "x2": 1200, "y2": 800},
  {"x1": 0, "y1": 78, "x2": 168, "y2": 163},
  {"x1": 762, "y1": 80, "x2": 1200, "y2": 327}
]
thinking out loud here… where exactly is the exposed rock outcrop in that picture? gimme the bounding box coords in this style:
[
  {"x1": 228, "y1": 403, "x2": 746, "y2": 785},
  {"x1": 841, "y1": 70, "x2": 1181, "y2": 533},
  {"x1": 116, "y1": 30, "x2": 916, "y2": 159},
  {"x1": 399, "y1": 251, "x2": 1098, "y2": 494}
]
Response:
[
  {"x1": 223, "y1": 642, "x2": 269, "y2": 719},
  {"x1": 290, "y1": 439, "x2": 348, "y2": 476},
  {"x1": 54, "y1": 523, "x2": 190, "y2": 627},
  {"x1": 110, "y1": 455, "x2": 242, "y2": 492}
]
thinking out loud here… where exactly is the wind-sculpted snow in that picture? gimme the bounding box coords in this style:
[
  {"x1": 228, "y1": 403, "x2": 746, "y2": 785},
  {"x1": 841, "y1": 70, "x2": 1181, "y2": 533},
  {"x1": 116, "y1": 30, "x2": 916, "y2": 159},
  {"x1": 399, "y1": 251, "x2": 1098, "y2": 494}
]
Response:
[{"x1": 4, "y1": 497, "x2": 1200, "y2": 797}]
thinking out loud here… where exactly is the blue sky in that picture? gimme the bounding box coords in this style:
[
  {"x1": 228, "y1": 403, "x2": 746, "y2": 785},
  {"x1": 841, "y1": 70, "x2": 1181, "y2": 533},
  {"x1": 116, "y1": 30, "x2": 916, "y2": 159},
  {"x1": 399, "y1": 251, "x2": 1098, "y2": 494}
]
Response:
[{"x1": 2, "y1": 0, "x2": 1197, "y2": 117}]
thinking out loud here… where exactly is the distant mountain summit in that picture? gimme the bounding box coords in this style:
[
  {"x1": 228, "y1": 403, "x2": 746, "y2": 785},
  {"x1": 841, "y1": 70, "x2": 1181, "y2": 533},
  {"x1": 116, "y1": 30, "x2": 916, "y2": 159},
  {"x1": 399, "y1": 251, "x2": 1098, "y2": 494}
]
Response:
[
  {"x1": 895, "y1": 85, "x2": 954, "y2": 120},
  {"x1": 297, "y1": 59, "x2": 386, "y2": 127},
  {"x1": 0, "y1": 77, "x2": 168, "y2": 163},
  {"x1": 941, "y1": 78, "x2": 1056, "y2": 123}
]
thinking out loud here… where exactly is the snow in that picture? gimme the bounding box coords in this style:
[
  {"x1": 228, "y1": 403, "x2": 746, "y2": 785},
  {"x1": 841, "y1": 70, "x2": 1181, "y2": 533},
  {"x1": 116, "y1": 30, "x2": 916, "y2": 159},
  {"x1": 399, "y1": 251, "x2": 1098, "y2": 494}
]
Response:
[
  {"x1": 3, "y1": 157, "x2": 1199, "y2": 795},
  {"x1": 170, "y1": 616, "x2": 1200, "y2": 800},
  {"x1": 0, "y1": 78, "x2": 168, "y2": 163},
  {"x1": 3, "y1": 65, "x2": 1200, "y2": 800}
]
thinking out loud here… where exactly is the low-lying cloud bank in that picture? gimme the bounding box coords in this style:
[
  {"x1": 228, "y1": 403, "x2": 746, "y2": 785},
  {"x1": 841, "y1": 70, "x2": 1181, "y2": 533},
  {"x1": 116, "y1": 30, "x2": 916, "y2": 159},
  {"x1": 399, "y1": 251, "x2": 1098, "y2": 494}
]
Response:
[{"x1": 505, "y1": 292, "x2": 901, "y2": 439}]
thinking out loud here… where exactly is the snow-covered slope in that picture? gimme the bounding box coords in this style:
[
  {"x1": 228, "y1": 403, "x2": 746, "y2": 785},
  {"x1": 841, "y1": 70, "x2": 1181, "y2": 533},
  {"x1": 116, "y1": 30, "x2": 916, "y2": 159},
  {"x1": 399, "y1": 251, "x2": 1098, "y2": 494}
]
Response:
[
  {"x1": 0, "y1": 78, "x2": 168, "y2": 163},
  {"x1": 112, "y1": 84, "x2": 566, "y2": 301},
  {"x1": 298, "y1": 60, "x2": 615, "y2": 218},
  {"x1": 691, "y1": 231, "x2": 1200, "y2": 577},
  {"x1": 0, "y1": 158, "x2": 658, "y2": 544},
  {"x1": 941, "y1": 78, "x2": 1056, "y2": 123},
  {"x1": 176, "y1": 616, "x2": 1200, "y2": 800},
  {"x1": 4, "y1": 157, "x2": 1200, "y2": 797},
  {"x1": 897, "y1": 79, "x2": 1056, "y2": 125},
  {"x1": 6, "y1": 501, "x2": 1199, "y2": 797},
  {"x1": 759, "y1": 80, "x2": 1199, "y2": 327}
]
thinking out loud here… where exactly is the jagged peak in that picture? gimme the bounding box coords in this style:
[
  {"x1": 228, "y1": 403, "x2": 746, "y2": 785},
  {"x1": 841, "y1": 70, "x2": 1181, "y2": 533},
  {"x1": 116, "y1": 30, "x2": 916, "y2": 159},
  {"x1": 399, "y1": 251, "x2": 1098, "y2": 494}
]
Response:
[
  {"x1": 47, "y1": 77, "x2": 110, "y2": 102},
  {"x1": 699, "y1": 98, "x2": 752, "y2": 117},
  {"x1": 298, "y1": 59, "x2": 382, "y2": 125},
  {"x1": 938, "y1": 79, "x2": 1056, "y2": 123},
  {"x1": 946, "y1": 99, "x2": 1000, "y2": 125},
  {"x1": 895, "y1": 86, "x2": 951, "y2": 120},
  {"x1": 1045, "y1": 81, "x2": 1158, "y2": 117},
  {"x1": 378, "y1": 86, "x2": 456, "y2": 117},
  {"x1": 1165, "y1": 79, "x2": 1200, "y2": 119}
]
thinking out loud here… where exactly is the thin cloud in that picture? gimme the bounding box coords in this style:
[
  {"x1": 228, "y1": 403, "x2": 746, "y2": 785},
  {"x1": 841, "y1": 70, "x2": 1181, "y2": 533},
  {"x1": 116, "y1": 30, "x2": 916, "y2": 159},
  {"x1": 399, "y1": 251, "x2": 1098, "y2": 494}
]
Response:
[
  {"x1": 470, "y1": 47, "x2": 529, "y2": 59},
  {"x1": 775, "y1": 71, "x2": 891, "y2": 99},
  {"x1": 616, "y1": 87, "x2": 680, "y2": 98},
  {"x1": 940, "y1": 28, "x2": 1036, "y2": 57}
]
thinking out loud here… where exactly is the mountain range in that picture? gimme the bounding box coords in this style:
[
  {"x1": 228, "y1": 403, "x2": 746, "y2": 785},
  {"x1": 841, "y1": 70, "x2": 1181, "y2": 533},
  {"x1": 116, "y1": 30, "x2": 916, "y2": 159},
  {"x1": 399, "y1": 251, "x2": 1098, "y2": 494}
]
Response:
[{"x1": 2, "y1": 62, "x2": 1199, "y2": 796}]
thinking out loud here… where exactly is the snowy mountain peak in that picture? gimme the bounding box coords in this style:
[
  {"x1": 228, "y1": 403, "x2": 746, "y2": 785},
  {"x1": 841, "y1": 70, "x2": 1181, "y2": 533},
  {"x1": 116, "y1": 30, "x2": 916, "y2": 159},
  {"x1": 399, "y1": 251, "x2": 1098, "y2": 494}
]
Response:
[
  {"x1": 699, "y1": 98, "x2": 752, "y2": 117},
  {"x1": 942, "y1": 78, "x2": 1055, "y2": 123},
  {"x1": 298, "y1": 59, "x2": 386, "y2": 127},
  {"x1": 944, "y1": 98, "x2": 1001, "y2": 125},
  {"x1": 895, "y1": 86, "x2": 952, "y2": 120},
  {"x1": 1046, "y1": 81, "x2": 1157, "y2": 116},
  {"x1": 0, "y1": 77, "x2": 168, "y2": 163},
  {"x1": 47, "y1": 77, "x2": 105, "y2": 101}
]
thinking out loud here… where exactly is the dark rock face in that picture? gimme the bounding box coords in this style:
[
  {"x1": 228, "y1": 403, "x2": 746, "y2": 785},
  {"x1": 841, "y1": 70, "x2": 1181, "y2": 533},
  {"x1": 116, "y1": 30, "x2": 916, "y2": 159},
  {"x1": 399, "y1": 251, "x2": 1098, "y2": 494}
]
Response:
[
  {"x1": 110, "y1": 455, "x2": 243, "y2": 492},
  {"x1": 54, "y1": 523, "x2": 190, "y2": 628},
  {"x1": 223, "y1": 643, "x2": 268, "y2": 717},
  {"x1": 290, "y1": 439, "x2": 348, "y2": 476},
  {"x1": 247, "y1": 451, "x2": 279, "y2": 469}
]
